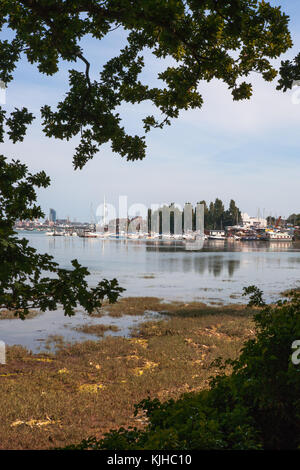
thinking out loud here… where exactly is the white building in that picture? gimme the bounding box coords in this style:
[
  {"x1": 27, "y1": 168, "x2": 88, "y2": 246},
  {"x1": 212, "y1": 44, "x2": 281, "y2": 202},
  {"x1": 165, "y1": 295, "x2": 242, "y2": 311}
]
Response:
[{"x1": 241, "y1": 212, "x2": 267, "y2": 228}]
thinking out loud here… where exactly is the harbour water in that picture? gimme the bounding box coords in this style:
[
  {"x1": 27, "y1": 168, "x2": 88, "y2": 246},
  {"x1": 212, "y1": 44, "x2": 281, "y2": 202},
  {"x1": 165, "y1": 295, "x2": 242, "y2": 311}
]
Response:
[
  {"x1": 1, "y1": 231, "x2": 300, "y2": 351},
  {"x1": 23, "y1": 232, "x2": 300, "y2": 303}
]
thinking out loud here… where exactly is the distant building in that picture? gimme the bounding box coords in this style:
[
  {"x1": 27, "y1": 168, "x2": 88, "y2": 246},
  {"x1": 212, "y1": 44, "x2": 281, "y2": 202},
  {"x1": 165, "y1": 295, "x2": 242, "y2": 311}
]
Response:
[
  {"x1": 106, "y1": 217, "x2": 129, "y2": 234},
  {"x1": 49, "y1": 208, "x2": 56, "y2": 223},
  {"x1": 241, "y1": 212, "x2": 267, "y2": 228},
  {"x1": 128, "y1": 216, "x2": 148, "y2": 233},
  {"x1": 56, "y1": 219, "x2": 69, "y2": 225}
]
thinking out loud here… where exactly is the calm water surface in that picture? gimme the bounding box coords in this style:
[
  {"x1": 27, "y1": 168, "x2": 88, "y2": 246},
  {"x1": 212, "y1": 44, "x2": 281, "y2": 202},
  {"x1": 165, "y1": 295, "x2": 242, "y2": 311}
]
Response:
[
  {"x1": 23, "y1": 232, "x2": 300, "y2": 303},
  {"x1": 1, "y1": 231, "x2": 300, "y2": 351}
]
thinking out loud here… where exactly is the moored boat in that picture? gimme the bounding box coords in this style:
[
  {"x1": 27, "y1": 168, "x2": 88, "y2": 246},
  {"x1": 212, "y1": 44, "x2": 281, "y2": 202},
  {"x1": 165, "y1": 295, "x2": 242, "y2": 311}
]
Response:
[{"x1": 265, "y1": 231, "x2": 293, "y2": 241}]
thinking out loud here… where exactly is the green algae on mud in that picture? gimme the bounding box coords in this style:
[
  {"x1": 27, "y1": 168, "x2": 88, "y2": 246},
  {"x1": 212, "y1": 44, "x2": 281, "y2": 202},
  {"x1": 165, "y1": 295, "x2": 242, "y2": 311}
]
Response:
[{"x1": 91, "y1": 296, "x2": 253, "y2": 319}]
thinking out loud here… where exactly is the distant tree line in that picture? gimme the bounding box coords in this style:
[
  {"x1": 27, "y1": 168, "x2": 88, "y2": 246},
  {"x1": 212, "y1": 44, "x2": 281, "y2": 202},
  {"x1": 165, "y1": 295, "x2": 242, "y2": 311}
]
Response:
[
  {"x1": 200, "y1": 199, "x2": 242, "y2": 230},
  {"x1": 287, "y1": 214, "x2": 300, "y2": 226},
  {"x1": 266, "y1": 214, "x2": 300, "y2": 226},
  {"x1": 266, "y1": 216, "x2": 277, "y2": 226}
]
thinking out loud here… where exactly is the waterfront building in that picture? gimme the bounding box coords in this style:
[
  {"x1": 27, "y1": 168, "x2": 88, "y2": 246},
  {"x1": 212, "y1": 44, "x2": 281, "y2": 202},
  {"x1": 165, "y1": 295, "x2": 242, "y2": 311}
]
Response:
[
  {"x1": 106, "y1": 217, "x2": 129, "y2": 234},
  {"x1": 128, "y1": 216, "x2": 148, "y2": 234},
  {"x1": 241, "y1": 212, "x2": 267, "y2": 228}
]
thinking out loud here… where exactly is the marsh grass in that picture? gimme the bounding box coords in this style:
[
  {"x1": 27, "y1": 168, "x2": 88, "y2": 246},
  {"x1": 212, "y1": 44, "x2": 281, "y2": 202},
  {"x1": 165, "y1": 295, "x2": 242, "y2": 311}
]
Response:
[
  {"x1": 92, "y1": 296, "x2": 253, "y2": 319},
  {"x1": 74, "y1": 324, "x2": 120, "y2": 336},
  {"x1": 42, "y1": 335, "x2": 67, "y2": 352},
  {"x1": 0, "y1": 309, "x2": 41, "y2": 320},
  {"x1": 281, "y1": 287, "x2": 300, "y2": 297},
  {"x1": 91, "y1": 297, "x2": 165, "y2": 317},
  {"x1": 0, "y1": 298, "x2": 256, "y2": 449}
]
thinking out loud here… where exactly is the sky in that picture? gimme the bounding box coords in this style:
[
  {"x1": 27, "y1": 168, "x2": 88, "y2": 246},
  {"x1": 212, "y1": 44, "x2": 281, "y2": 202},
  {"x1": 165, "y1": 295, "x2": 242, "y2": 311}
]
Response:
[{"x1": 1, "y1": 0, "x2": 300, "y2": 222}]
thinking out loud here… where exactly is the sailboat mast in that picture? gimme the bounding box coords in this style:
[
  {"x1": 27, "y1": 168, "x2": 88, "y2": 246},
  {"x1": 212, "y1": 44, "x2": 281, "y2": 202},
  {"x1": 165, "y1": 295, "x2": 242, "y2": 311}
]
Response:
[{"x1": 103, "y1": 195, "x2": 106, "y2": 227}]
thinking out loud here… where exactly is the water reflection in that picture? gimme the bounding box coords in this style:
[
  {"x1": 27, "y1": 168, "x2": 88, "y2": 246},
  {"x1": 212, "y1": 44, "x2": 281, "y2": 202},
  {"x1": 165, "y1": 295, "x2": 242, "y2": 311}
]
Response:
[
  {"x1": 145, "y1": 240, "x2": 300, "y2": 253},
  {"x1": 156, "y1": 254, "x2": 240, "y2": 278}
]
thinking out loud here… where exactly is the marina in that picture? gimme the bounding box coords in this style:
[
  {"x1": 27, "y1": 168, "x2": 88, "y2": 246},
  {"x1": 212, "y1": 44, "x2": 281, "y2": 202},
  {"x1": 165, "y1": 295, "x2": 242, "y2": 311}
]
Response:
[{"x1": 31, "y1": 226, "x2": 297, "y2": 242}]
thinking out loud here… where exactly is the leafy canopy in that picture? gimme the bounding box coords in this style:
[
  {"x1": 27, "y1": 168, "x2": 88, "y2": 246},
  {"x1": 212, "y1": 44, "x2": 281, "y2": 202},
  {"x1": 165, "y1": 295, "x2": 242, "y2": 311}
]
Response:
[{"x1": 0, "y1": 0, "x2": 292, "y2": 167}]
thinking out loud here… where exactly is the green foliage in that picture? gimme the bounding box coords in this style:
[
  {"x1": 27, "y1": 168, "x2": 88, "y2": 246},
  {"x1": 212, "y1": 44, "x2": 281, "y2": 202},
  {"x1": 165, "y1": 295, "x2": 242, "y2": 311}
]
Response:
[
  {"x1": 0, "y1": 0, "x2": 292, "y2": 165},
  {"x1": 242, "y1": 285, "x2": 266, "y2": 307},
  {"x1": 202, "y1": 198, "x2": 241, "y2": 230},
  {"x1": 277, "y1": 53, "x2": 300, "y2": 92},
  {"x1": 68, "y1": 287, "x2": 300, "y2": 450},
  {"x1": 0, "y1": 156, "x2": 124, "y2": 318},
  {"x1": 267, "y1": 215, "x2": 276, "y2": 226},
  {"x1": 287, "y1": 213, "x2": 300, "y2": 226},
  {"x1": 5, "y1": 108, "x2": 35, "y2": 143}
]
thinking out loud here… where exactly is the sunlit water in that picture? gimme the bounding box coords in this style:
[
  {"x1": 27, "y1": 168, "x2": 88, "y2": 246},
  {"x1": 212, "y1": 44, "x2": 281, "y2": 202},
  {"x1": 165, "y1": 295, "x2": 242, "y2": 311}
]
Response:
[{"x1": 1, "y1": 231, "x2": 300, "y2": 352}]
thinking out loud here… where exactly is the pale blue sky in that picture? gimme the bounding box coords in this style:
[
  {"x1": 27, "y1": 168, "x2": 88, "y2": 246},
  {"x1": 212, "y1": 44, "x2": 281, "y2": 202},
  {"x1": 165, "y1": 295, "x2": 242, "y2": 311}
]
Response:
[{"x1": 1, "y1": 0, "x2": 300, "y2": 222}]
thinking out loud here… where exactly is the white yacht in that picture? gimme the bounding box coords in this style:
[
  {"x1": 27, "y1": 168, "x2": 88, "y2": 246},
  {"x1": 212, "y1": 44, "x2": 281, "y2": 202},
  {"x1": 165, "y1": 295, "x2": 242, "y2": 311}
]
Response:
[
  {"x1": 266, "y1": 231, "x2": 293, "y2": 241},
  {"x1": 207, "y1": 230, "x2": 226, "y2": 240}
]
